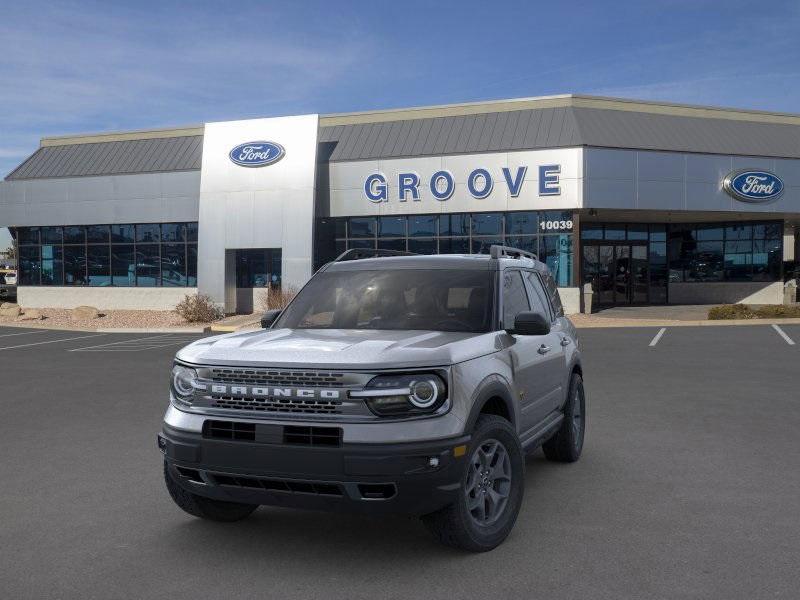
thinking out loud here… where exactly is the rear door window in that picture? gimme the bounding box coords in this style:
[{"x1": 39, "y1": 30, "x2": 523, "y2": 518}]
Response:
[
  {"x1": 502, "y1": 270, "x2": 531, "y2": 330},
  {"x1": 523, "y1": 271, "x2": 552, "y2": 321}
]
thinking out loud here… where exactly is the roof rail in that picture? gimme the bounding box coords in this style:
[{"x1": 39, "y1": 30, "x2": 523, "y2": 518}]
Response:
[
  {"x1": 489, "y1": 245, "x2": 538, "y2": 261},
  {"x1": 334, "y1": 248, "x2": 418, "y2": 262}
]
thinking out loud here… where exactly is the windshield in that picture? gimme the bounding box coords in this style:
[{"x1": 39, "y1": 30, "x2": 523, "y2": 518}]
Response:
[{"x1": 275, "y1": 269, "x2": 495, "y2": 332}]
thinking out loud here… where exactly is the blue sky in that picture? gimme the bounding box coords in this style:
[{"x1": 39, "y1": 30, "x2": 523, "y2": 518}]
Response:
[{"x1": 1, "y1": 0, "x2": 799, "y2": 249}]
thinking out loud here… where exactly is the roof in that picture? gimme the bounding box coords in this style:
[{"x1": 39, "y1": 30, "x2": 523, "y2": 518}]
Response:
[
  {"x1": 319, "y1": 96, "x2": 800, "y2": 161},
  {"x1": 6, "y1": 134, "x2": 203, "y2": 180},
  {"x1": 7, "y1": 94, "x2": 800, "y2": 181}
]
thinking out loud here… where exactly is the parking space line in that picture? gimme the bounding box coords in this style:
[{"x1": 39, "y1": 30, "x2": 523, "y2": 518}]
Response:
[
  {"x1": 0, "y1": 333, "x2": 106, "y2": 351},
  {"x1": 649, "y1": 328, "x2": 667, "y2": 347},
  {"x1": 69, "y1": 334, "x2": 198, "y2": 352},
  {"x1": 0, "y1": 330, "x2": 48, "y2": 339},
  {"x1": 771, "y1": 324, "x2": 796, "y2": 346}
]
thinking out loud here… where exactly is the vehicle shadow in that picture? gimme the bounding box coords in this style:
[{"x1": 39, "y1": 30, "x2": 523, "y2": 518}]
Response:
[{"x1": 154, "y1": 449, "x2": 565, "y2": 562}]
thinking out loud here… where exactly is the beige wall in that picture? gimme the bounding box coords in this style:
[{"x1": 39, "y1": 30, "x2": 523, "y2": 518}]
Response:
[
  {"x1": 17, "y1": 287, "x2": 197, "y2": 311},
  {"x1": 668, "y1": 282, "x2": 783, "y2": 305}
]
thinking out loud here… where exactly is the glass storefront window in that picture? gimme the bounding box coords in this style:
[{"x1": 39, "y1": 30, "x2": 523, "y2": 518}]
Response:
[
  {"x1": 439, "y1": 238, "x2": 469, "y2": 254},
  {"x1": 41, "y1": 227, "x2": 63, "y2": 244},
  {"x1": 187, "y1": 245, "x2": 198, "y2": 286},
  {"x1": 86, "y1": 225, "x2": 109, "y2": 244},
  {"x1": 64, "y1": 226, "x2": 85, "y2": 244},
  {"x1": 627, "y1": 225, "x2": 648, "y2": 241},
  {"x1": 41, "y1": 245, "x2": 63, "y2": 286},
  {"x1": 541, "y1": 235, "x2": 572, "y2": 287},
  {"x1": 161, "y1": 223, "x2": 185, "y2": 243},
  {"x1": 19, "y1": 246, "x2": 41, "y2": 285},
  {"x1": 14, "y1": 222, "x2": 198, "y2": 288},
  {"x1": 725, "y1": 224, "x2": 752, "y2": 240},
  {"x1": 136, "y1": 245, "x2": 160, "y2": 286},
  {"x1": 471, "y1": 213, "x2": 502, "y2": 236},
  {"x1": 408, "y1": 239, "x2": 437, "y2": 254},
  {"x1": 321, "y1": 211, "x2": 575, "y2": 286},
  {"x1": 409, "y1": 215, "x2": 437, "y2": 237},
  {"x1": 604, "y1": 224, "x2": 626, "y2": 240},
  {"x1": 87, "y1": 245, "x2": 111, "y2": 286},
  {"x1": 471, "y1": 237, "x2": 503, "y2": 254},
  {"x1": 111, "y1": 225, "x2": 135, "y2": 243},
  {"x1": 666, "y1": 220, "x2": 782, "y2": 283},
  {"x1": 440, "y1": 214, "x2": 469, "y2": 236},
  {"x1": 580, "y1": 224, "x2": 603, "y2": 240},
  {"x1": 162, "y1": 244, "x2": 187, "y2": 286},
  {"x1": 349, "y1": 217, "x2": 376, "y2": 238},
  {"x1": 111, "y1": 245, "x2": 136, "y2": 287},
  {"x1": 505, "y1": 236, "x2": 537, "y2": 254},
  {"x1": 18, "y1": 227, "x2": 40, "y2": 245},
  {"x1": 378, "y1": 216, "x2": 406, "y2": 237},
  {"x1": 64, "y1": 246, "x2": 87, "y2": 285},
  {"x1": 136, "y1": 224, "x2": 160, "y2": 243},
  {"x1": 506, "y1": 212, "x2": 537, "y2": 235},
  {"x1": 377, "y1": 238, "x2": 406, "y2": 251}
]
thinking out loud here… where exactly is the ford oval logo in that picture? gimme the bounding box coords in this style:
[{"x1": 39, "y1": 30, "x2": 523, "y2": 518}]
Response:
[
  {"x1": 229, "y1": 141, "x2": 285, "y2": 167},
  {"x1": 723, "y1": 169, "x2": 784, "y2": 203}
]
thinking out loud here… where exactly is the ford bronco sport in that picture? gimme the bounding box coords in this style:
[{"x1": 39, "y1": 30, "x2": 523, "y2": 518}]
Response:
[{"x1": 160, "y1": 245, "x2": 585, "y2": 551}]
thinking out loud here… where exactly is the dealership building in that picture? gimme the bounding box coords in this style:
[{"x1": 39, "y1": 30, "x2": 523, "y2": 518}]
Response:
[{"x1": 0, "y1": 94, "x2": 798, "y2": 314}]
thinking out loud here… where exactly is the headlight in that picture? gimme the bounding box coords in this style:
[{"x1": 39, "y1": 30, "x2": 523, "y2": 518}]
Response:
[
  {"x1": 351, "y1": 373, "x2": 447, "y2": 417},
  {"x1": 171, "y1": 364, "x2": 198, "y2": 403}
]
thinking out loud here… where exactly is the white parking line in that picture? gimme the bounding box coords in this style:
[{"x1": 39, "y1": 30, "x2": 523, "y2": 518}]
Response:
[
  {"x1": 649, "y1": 328, "x2": 667, "y2": 347},
  {"x1": 69, "y1": 334, "x2": 197, "y2": 352},
  {"x1": 771, "y1": 324, "x2": 796, "y2": 346},
  {"x1": 0, "y1": 333, "x2": 105, "y2": 351},
  {"x1": 0, "y1": 330, "x2": 48, "y2": 339}
]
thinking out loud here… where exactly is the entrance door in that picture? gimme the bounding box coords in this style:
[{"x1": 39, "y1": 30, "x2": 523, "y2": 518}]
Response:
[
  {"x1": 583, "y1": 243, "x2": 648, "y2": 306},
  {"x1": 233, "y1": 249, "x2": 282, "y2": 314}
]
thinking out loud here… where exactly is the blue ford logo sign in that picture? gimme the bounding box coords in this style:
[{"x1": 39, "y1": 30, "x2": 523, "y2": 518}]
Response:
[
  {"x1": 723, "y1": 169, "x2": 784, "y2": 203},
  {"x1": 229, "y1": 141, "x2": 285, "y2": 167}
]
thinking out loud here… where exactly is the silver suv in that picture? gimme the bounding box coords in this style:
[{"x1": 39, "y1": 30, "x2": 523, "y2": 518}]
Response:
[{"x1": 160, "y1": 246, "x2": 585, "y2": 551}]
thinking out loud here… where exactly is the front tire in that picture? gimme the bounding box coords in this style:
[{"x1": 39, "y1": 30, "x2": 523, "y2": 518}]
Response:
[
  {"x1": 422, "y1": 415, "x2": 524, "y2": 552},
  {"x1": 542, "y1": 372, "x2": 586, "y2": 463},
  {"x1": 164, "y1": 462, "x2": 258, "y2": 522}
]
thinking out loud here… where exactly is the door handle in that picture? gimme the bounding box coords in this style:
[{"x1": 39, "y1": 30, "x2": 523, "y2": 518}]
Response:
[
  {"x1": 560, "y1": 337, "x2": 571, "y2": 346},
  {"x1": 538, "y1": 344, "x2": 551, "y2": 355}
]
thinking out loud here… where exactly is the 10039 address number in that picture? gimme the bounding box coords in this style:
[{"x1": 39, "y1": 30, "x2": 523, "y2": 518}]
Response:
[{"x1": 539, "y1": 220, "x2": 573, "y2": 232}]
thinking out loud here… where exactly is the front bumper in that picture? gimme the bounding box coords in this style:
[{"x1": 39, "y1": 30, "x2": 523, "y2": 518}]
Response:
[{"x1": 160, "y1": 421, "x2": 470, "y2": 516}]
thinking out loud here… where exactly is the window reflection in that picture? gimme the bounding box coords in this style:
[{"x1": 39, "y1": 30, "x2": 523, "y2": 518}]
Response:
[{"x1": 14, "y1": 223, "x2": 197, "y2": 287}]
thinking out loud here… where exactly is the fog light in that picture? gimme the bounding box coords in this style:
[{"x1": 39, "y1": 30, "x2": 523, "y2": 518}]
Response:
[
  {"x1": 428, "y1": 457, "x2": 439, "y2": 468},
  {"x1": 157, "y1": 434, "x2": 167, "y2": 453}
]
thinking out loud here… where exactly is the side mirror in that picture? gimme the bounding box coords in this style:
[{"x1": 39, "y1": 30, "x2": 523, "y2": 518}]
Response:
[
  {"x1": 510, "y1": 311, "x2": 550, "y2": 336},
  {"x1": 260, "y1": 309, "x2": 282, "y2": 329}
]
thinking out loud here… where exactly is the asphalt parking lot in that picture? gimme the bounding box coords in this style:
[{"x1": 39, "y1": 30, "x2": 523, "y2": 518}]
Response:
[{"x1": 1, "y1": 323, "x2": 799, "y2": 600}]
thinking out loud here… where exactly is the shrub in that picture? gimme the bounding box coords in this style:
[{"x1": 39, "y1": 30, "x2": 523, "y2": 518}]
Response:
[
  {"x1": 257, "y1": 285, "x2": 299, "y2": 312},
  {"x1": 754, "y1": 304, "x2": 800, "y2": 318},
  {"x1": 707, "y1": 304, "x2": 757, "y2": 320},
  {"x1": 708, "y1": 303, "x2": 800, "y2": 320},
  {"x1": 175, "y1": 294, "x2": 223, "y2": 322}
]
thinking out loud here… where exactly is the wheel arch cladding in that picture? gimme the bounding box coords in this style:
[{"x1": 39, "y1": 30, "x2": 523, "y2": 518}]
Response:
[{"x1": 465, "y1": 378, "x2": 517, "y2": 432}]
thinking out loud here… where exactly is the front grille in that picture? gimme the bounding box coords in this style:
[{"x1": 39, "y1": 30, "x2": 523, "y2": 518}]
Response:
[
  {"x1": 210, "y1": 396, "x2": 343, "y2": 414},
  {"x1": 203, "y1": 420, "x2": 256, "y2": 441},
  {"x1": 210, "y1": 473, "x2": 343, "y2": 497},
  {"x1": 209, "y1": 368, "x2": 346, "y2": 387},
  {"x1": 283, "y1": 425, "x2": 342, "y2": 447}
]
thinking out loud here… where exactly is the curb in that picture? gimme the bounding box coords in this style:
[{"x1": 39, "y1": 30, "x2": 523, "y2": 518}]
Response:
[{"x1": 95, "y1": 327, "x2": 209, "y2": 334}]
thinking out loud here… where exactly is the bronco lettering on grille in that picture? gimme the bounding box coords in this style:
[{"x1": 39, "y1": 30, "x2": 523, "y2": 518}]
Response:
[{"x1": 209, "y1": 384, "x2": 341, "y2": 399}]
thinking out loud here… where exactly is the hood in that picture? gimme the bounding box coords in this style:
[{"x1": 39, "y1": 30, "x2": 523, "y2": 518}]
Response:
[{"x1": 175, "y1": 328, "x2": 502, "y2": 369}]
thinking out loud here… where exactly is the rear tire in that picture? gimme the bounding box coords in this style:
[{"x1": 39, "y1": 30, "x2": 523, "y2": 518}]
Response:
[
  {"x1": 542, "y1": 373, "x2": 586, "y2": 463},
  {"x1": 421, "y1": 415, "x2": 524, "y2": 552},
  {"x1": 163, "y1": 462, "x2": 258, "y2": 522}
]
